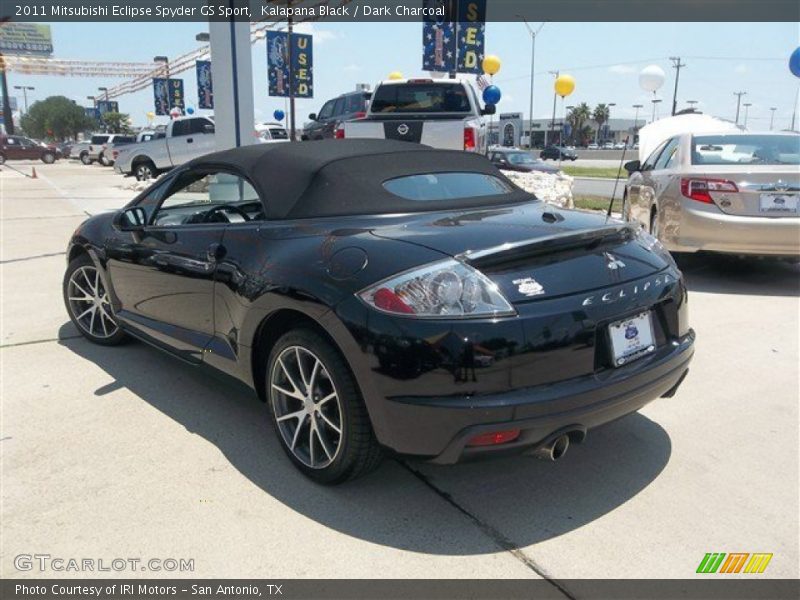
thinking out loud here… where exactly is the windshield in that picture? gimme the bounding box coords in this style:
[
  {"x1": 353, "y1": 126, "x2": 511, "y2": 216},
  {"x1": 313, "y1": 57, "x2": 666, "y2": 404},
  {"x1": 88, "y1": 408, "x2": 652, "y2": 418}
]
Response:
[
  {"x1": 370, "y1": 83, "x2": 471, "y2": 114},
  {"x1": 692, "y1": 134, "x2": 800, "y2": 165},
  {"x1": 506, "y1": 153, "x2": 536, "y2": 165}
]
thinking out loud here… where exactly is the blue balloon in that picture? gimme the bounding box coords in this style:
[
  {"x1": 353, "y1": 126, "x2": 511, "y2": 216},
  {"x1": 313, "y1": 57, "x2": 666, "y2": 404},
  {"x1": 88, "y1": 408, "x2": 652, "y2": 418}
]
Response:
[
  {"x1": 186, "y1": 107, "x2": 195, "y2": 115},
  {"x1": 483, "y1": 85, "x2": 502, "y2": 105},
  {"x1": 273, "y1": 109, "x2": 285, "y2": 121},
  {"x1": 790, "y1": 46, "x2": 800, "y2": 78}
]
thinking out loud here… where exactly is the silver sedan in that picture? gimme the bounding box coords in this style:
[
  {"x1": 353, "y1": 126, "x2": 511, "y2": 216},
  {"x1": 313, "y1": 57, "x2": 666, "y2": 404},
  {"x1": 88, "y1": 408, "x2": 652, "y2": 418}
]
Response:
[{"x1": 623, "y1": 132, "x2": 800, "y2": 257}]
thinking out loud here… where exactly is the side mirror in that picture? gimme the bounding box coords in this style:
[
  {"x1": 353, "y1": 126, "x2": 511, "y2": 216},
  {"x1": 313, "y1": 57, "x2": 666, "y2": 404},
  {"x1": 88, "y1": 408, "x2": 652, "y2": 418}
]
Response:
[
  {"x1": 113, "y1": 206, "x2": 147, "y2": 232},
  {"x1": 481, "y1": 104, "x2": 496, "y2": 116},
  {"x1": 624, "y1": 160, "x2": 641, "y2": 174},
  {"x1": 203, "y1": 124, "x2": 215, "y2": 134},
  {"x1": 308, "y1": 113, "x2": 317, "y2": 121}
]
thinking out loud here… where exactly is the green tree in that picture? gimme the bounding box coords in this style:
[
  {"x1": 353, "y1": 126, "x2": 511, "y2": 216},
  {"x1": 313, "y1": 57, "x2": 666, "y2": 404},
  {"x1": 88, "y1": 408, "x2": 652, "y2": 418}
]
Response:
[
  {"x1": 566, "y1": 103, "x2": 591, "y2": 145},
  {"x1": 19, "y1": 96, "x2": 94, "y2": 141},
  {"x1": 100, "y1": 111, "x2": 133, "y2": 134},
  {"x1": 593, "y1": 103, "x2": 611, "y2": 143}
]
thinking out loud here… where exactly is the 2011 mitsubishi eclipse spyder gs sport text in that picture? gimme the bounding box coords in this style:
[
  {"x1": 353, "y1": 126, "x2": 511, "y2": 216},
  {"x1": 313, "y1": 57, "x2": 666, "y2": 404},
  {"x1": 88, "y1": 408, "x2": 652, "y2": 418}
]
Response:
[{"x1": 63, "y1": 140, "x2": 695, "y2": 484}]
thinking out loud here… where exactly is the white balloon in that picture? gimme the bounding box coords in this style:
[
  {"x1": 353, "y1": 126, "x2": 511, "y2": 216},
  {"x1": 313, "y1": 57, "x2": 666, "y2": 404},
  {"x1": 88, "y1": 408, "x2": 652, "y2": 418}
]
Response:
[
  {"x1": 427, "y1": 70, "x2": 447, "y2": 79},
  {"x1": 639, "y1": 65, "x2": 666, "y2": 92}
]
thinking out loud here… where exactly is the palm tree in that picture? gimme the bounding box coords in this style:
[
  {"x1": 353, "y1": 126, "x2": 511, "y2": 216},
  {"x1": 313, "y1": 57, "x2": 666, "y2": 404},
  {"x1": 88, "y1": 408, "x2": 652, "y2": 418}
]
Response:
[
  {"x1": 593, "y1": 103, "x2": 611, "y2": 144},
  {"x1": 566, "y1": 103, "x2": 591, "y2": 145}
]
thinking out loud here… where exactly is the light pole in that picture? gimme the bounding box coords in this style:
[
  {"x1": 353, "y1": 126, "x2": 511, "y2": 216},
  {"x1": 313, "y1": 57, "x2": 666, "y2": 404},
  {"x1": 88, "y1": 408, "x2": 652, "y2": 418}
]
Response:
[
  {"x1": 97, "y1": 86, "x2": 108, "y2": 101},
  {"x1": 154, "y1": 55, "x2": 171, "y2": 112},
  {"x1": 733, "y1": 91, "x2": 746, "y2": 125},
  {"x1": 86, "y1": 95, "x2": 96, "y2": 107},
  {"x1": 742, "y1": 102, "x2": 752, "y2": 128},
  {"x1": 687, "y1": 100, "x2": 698, "y2": 110},
  {"x1": 13, "y1": 85, "x2": 34, "y2": 113},
  {"x1": 518, "y1": 17, "x2": 545, "y2": 149},
  {"x1": 769, "y1": 107, "x2": 777, "y2": 130},
  {"x1": 669, "y1": 56, "x2": 686, "y2": 116},
  {"x1": 195, "y1": 32, "x2": 210, "y2": 43},
  {"x1": 548, "y1": 70, "x2": 559, "y2": 147},
  {"x1": 606, "y1": 102, "x2": 616, "y2": 143},
  {"x1": 651, "y1": 98, "x2": 662, "y2": 122}
]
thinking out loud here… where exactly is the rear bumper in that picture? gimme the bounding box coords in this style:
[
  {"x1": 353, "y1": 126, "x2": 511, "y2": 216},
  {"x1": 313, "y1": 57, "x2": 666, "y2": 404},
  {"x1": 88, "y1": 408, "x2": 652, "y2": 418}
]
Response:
[
  {"x1": 380, "y1": 330, "x2": 694, "y2": 464},
  {"x1": 664, "y1": 201, "x2": 800, "y2": 256}
]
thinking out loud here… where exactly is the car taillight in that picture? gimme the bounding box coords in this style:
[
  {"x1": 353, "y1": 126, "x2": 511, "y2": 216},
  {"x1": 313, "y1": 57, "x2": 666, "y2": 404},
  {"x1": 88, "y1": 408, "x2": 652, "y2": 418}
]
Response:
[
  {"x1": 334, "y1": 125, "x2": 345, "y2": 139},
  {"x1": 680, "y1": 178, "x2": 738, "y2": 203},
  {"x1": 464, "y1": 127, "x2": 476, "y2": 151},
  {"x1": 467, "y1": 429, "x2": 521, "y2": 447},
  {"x1": 359, "y1": 258, "x2": 515, "y2": 318},
  {"x1": 354, "y1": 112, "x2": 366, "y2": 119},
  {"x1": 112, "y1": 150, "x2": 119, "y2": 159}
]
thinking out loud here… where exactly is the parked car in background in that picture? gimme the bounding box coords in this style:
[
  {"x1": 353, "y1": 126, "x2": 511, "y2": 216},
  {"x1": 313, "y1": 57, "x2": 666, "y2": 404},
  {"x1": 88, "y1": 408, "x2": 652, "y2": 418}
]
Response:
[
  {"x1": 489, "y1": 147, "x2": 560, "y2": 173},
  {"x1": 70, "y1": 134, "x2": 127, "y2": 165},
  {"x1": 255, "y1": 121, "x2": 289, "y2": 143},
  {"x1": 303, "y1": 89, "x2": 370, "y2": 141},
  {"x1": 343, "y1": 78, "x2": 493, "y2": 153},
  {"x1": 624, "y1": 132, "x2": 800, "y2": 257},
  {"x1": 614, "y1": 142, "x2": 626, "y2": 150},
  {"x1": 99, "y1": 134, "x2": 137, "y2": 166},
  {"x1": 62, "y1": 139, "x2": 694, "y2": 483},
  {"x1": 587, "y1": 142, "x2": 599, "y2": 150},
  {"x1": 0, "y1": 135, "x2": 59, "y2": 164},
  {"x1": 602, "y1": 141, "x2": 615, "y2": 150},
  {"x1": 114, "y1": 116, "x2": 216, "y2": 180},
  {"x1": 540, "y1": 145, "x2": 577, "y2": 161}
]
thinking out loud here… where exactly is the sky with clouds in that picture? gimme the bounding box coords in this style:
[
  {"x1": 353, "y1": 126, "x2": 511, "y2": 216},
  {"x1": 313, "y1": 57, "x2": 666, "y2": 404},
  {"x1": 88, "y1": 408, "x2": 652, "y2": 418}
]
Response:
[{"x1": 9, "y1": 20, "x2": 799, "y2": 130}]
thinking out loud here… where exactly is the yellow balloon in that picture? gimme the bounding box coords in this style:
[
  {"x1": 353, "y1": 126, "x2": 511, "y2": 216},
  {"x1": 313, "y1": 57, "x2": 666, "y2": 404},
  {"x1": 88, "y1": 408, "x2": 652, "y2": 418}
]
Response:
[
  {"x1": 554, "y1": 74, "x2": 576, "y2": 97},
  {"x1": 146, "y1": 111, "x2": 155, "y2": 118},
  {"x1": 482, "y1": 55, "x2": 501, "y2": 76},
  {"x1": 387, "y1": 71, "x2": 404, "y2": 80}
]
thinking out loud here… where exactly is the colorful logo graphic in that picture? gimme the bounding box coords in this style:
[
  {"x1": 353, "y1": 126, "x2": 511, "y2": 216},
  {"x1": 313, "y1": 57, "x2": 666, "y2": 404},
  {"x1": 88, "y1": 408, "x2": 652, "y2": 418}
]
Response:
[{"x1": 696, "y1": 553, "x2": 773, "y2": 574}]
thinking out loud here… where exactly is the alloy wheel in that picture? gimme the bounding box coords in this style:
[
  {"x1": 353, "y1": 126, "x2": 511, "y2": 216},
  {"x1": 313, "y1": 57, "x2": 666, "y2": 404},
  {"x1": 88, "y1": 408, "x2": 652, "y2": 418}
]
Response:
[
  {"x1": 136, "y1": 164, "x2": 153, "y2": 181},
  {"x1": 270, "y1": 346, "x2": 343, "y2": 469},
  {"x1": 66, "y1": 266, "x2": 119, "y2": 339}
]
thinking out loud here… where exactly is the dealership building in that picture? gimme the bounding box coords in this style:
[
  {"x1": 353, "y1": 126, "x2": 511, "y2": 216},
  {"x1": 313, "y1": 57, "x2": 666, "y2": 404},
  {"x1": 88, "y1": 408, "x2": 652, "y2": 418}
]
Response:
[{"x1": 490, "y1": 114, "x2": 646, "y2": 148}]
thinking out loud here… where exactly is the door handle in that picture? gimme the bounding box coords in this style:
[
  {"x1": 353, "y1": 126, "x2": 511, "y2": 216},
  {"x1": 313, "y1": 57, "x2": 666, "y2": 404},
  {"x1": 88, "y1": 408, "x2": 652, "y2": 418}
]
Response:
[
  {"x1": 206, "y1": 243, "x2": 225, "y2": 263},
  {"x1": 187, "y1": 137, "x2": 194, "y2": 143}
]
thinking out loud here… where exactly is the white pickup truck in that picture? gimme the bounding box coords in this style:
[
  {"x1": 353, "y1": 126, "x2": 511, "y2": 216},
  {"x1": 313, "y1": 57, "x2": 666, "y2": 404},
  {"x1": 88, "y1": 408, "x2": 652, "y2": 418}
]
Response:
[
  {"x1": 342, "y1": 78, "x2": 493, "y2": 153},
  {"x1": 114, "y1": 116, "x2": 216, "y2": 180}
]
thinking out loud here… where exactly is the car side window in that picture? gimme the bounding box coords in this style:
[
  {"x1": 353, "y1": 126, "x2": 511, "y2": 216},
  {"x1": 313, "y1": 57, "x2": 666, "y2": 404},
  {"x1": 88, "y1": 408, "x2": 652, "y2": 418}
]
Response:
[
  {"x1": 190, "y1": 119, "x2": 211, "y2": 135},
  {"x1": 5, "y1": 137, "x2": 19, "y2": 145},
  {"x1": 333, "y1": 97, "x2": 346, "y2": 116},
  {"x1": 654, "y1": 137, "x2": 680, "y2": 170},
  {"x1": 171, "y1": 120, "x2": 189, "y2": 137},
  {"x1": 642, "y1": 140, "x2": 669, "y2": 171},
  {"x1": 151, "y1": 171, "x2": 263, "y2": 227},
  {"x1": 318, "y1": 100, "x2": 335, "y2": 120}
]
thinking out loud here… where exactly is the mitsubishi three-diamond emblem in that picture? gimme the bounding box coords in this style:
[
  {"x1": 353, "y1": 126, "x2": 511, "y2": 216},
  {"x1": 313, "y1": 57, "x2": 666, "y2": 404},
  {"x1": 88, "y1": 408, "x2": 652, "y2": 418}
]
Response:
[{"x1": 605, "y1": 252, "x2": 626, "y2": 270}]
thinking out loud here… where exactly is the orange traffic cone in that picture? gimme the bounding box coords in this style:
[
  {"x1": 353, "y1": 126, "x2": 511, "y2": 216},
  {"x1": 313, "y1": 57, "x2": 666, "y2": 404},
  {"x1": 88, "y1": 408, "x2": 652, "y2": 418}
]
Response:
[{"x1": 31, "y1": 167, "x2": 37, "y2": 179}]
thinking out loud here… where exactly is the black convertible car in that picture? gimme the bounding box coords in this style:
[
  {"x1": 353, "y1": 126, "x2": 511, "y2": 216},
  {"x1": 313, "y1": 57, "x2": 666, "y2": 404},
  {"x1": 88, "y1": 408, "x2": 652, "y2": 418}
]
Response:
[{"x1": 63, "y1": 140, "x2": 694, "y2": 483}]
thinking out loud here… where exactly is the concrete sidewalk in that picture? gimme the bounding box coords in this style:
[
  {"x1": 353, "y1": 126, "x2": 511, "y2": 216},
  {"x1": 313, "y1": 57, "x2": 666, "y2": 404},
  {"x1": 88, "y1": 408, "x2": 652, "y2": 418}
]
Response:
[{"x1": 1, "y1": 161, "x2": 798, "y2": 584}]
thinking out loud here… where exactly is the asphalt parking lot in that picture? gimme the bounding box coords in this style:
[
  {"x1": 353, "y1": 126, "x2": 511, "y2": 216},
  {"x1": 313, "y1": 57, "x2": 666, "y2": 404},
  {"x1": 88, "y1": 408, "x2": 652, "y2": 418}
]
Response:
[{"x1": 1, "y1": 160, "x2": 798, "y2": 583}]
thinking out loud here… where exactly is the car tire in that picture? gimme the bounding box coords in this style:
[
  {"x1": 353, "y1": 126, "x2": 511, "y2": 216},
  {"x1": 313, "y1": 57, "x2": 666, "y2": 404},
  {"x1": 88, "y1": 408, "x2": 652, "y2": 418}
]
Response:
[
  {"x1": 134, "y1": 161, "x2": 156, "y2": 181},
  {"x1": 63, "y1": 254, "x2": 128, "y2": 346},
  {"x1": 267, "y1": 329, "x2": 383, "y2": 484},
  {"x1": 99, "y1": 153, "x2": 111, "y2": 167},
  {"x1": 41, "y1": 152, "x2": 56, "y2": 164},
  {"x1": 80, "y1": 152, "x2": 92, "y2": 165}
]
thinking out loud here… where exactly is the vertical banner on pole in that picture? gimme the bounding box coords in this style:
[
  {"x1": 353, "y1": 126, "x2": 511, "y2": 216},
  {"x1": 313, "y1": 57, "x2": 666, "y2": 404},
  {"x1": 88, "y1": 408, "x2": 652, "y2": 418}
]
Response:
[
  {"x1": 290, "y1": 33, "x2": 313, "y2": 98},
  {"x1": 267, "y1": 30, "x2": 290, "y2": 97},
  {"x1": 169, "y1": 79, "x2": 185, "y2": 113},
  {"x1": 268, "y1": 31, "x2": 313, "y2": 98},
  {"x1": 96, "y1": 100, "x2": 118, "y2": 115},
  {"x1": 196, "y1": 60, "x2": 214, "y2": 109},
  {"x1": 456, "y1": 0, "x2": 486, "y2": 74},
  {"x1": 153, "y1": 78, "x2": 169, "y2": 115},
  {"x1": 422, "y1": 0, "x2": 456, "y2": 73}
]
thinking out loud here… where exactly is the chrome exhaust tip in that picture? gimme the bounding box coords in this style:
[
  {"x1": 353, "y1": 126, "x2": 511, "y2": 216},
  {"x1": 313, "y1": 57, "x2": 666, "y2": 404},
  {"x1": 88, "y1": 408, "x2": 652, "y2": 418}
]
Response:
[{"x1": 532, "y1": 434, "x2": 570, "y2": 461}]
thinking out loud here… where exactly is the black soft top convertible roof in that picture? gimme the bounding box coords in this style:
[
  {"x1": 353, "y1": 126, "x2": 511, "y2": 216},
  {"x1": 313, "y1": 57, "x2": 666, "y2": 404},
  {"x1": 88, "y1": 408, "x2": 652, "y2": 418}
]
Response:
[{"x1": 188, "y1": 139, "x2": 531, "y2": 219}]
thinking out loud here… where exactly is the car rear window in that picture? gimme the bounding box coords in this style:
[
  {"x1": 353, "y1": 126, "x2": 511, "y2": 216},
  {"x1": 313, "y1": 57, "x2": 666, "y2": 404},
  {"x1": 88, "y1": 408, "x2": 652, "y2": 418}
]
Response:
[
  {"x1": 383, "y1": 172, "x2": 513, "y2": 201},
  {"x1": 114, "y1": 136, "x2": 135, "y2": 145},
  {"x1": 91, "y1": 135, "x2": 109, "y2": 144},
  {"x1": 370, "y1": 83, "x2": 471, "y2": 114},
  {"x1": 344, "y1": 93, "x2": 368, "y2": 114},
  {"x1": 692, "y1": 134, "x2": 800, "y2": 165}
]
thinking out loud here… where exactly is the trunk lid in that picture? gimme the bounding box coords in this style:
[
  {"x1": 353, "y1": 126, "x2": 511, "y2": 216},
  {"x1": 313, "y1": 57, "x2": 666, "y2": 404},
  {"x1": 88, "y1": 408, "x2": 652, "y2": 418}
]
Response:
[
  {"x1": 372, "y1": 202, "x2": 672, "y2": 303},
  {"x1": 692, "y1": 166, "x2": 800, "y2": 217}
]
